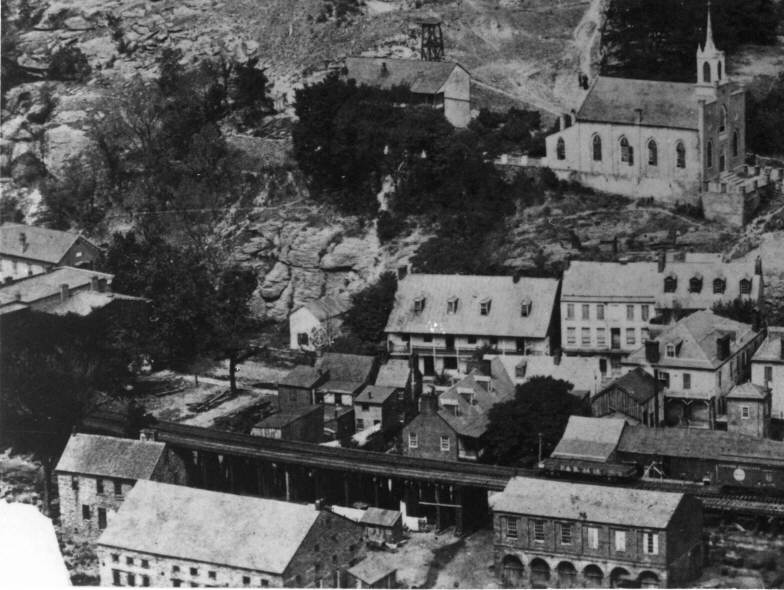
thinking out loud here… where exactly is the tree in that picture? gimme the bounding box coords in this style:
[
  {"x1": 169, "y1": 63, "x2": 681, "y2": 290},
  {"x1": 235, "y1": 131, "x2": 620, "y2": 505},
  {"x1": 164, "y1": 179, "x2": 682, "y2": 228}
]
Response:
[
  {"x1": 482, "y1": 376, "x2": 587, "y2": 466},
  {"x1": 712, "y1": 297, "x2": 759, "y2": 325},
  {"x1": 342, "y1": 272, "x2": 398, "y2": 345},
  {"x1": 747, "y1": 73, "x2": 784, "y2": 157},
  {"x1": 48, "y1": 45, "x2": 91, "y2": 81}
]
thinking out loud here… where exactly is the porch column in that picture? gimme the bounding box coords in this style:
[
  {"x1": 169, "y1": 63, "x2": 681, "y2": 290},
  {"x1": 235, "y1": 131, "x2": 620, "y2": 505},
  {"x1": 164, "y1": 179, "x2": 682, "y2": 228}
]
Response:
[{"x1": 454, "y1": 486, "x2": 464, "y2": 536}]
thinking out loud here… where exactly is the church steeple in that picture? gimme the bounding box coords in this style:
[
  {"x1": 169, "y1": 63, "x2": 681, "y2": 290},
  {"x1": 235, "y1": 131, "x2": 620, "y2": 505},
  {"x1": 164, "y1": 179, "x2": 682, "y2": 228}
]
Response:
[{"x1": 696, "y1": 1, "x2": 726, "y2": 90}]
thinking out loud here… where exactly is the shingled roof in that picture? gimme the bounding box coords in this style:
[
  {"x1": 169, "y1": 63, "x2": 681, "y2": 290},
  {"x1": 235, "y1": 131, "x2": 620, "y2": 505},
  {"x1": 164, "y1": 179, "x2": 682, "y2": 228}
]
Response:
[
  {"x1": 302, "y1": 295, "x2": 351, "y2": 321},
  {"x1": 385, "y1": 274, "x2": 558, "y2": 338},
  {"x1": 345, "y1": 57, "x2": 464, "y2": 95},
  {"x1": 0, "y1": 223, "x2": 94, "y2": 264},
  {"x1": 551, "y1": 416, "x2": 626, "y2": 462},
  {"x1": 0, "y1": 267, "x2": 114, "y2": 309},
  {"x1": 577, "y1": 76, "x2": 699, "y2": 130},
  {"x1": 375, "y1": 359, "x2": 412, "y2": 388},
  {"x1": 316, "y1": 353, "x2": 375, "y2": 384},
  {"x1": 598, "y1": 367, "x2": 658, "y2": 404},
  {"x1": 97, "y1": 481, "x2": 322, "y2": 574},
  {"x1": 55, "y1": 433, "x2": 165, "y2": 480}
]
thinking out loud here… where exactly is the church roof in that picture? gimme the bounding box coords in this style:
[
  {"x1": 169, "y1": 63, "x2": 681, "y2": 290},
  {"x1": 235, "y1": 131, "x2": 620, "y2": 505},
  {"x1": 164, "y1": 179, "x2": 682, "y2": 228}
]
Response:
[{"x1": 577, "y1": 77, "x2": 699, "y2": 130}]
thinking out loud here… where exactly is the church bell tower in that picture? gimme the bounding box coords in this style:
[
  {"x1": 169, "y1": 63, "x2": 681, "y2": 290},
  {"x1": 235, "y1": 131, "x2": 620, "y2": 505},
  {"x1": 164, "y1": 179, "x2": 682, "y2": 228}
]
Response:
[{"x1": 696, "y1": 2, "x2": 727, "y2": 95}]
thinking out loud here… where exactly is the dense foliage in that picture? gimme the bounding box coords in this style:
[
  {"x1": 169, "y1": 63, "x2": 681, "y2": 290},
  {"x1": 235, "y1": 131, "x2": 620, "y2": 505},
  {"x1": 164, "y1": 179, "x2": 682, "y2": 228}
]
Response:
[
  {"x1": 712, "y1": 297, "x2": 760, "y2": 325},
  {"x1": 747, "y1": 73, "x2": 784, "y2": 157},
  {"x1": 483, "y1": 376, "x2": 587, "y2": 466},
  {"x1": 340, "y1": 271, "x2": 398, "y2": 346},
  {"x1": 601, "y1": 0, "x2": 781, "y2": 82}
]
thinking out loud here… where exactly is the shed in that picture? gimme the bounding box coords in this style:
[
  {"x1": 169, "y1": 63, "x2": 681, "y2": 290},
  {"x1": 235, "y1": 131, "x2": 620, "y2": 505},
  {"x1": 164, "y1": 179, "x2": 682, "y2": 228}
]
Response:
[
  {"x1": 346, "y1": 556, "x2": 397, "y2": 589},
  {"x1": 359, "y1": 508, "x2": 404, "y2": 544}
]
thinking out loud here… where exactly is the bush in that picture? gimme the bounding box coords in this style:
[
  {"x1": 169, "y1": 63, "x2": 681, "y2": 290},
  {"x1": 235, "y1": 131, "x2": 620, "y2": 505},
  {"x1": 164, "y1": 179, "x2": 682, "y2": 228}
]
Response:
[
  {"x1": 48, "y1": 46, "x2": 91, "y2": 81},
  {"x1": 376, "y1": 211, "x2": 406, "y2": 243}
]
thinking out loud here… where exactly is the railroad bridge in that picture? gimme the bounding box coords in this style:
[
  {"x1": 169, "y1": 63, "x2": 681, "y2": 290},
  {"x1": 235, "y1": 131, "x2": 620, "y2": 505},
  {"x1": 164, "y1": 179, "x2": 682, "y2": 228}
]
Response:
[{"x1": 82, "y1": 413, "x2": 519, "y2": 533}]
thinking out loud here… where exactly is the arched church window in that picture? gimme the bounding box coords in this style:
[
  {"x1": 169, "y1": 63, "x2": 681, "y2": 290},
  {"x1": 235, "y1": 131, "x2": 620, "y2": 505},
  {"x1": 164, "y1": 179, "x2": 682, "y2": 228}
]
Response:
[
  {"x1": 732, "y1": 131, "x2": 739, "y2": 157},
  {"x1": 647, "y1": 140, "x2": 658, "y2": 166},
  {"x1": 718, "y1": 61, "x2": 722, "y2": 80},
  {"x1": 719, "y1": 150, "x2": 726, "y2": 172},
  {"x1": 706, "y1": 140, "x2": 713, "y2": 169},
  {"x1": 703, "y1": 62, "x2": 711, "y2": 84},
  {"x1": 620, "y1": 137, "x2": 633, "y2": 165},
  {"x1": 556, "y1": 137, "x2": 565, "y2": 160},
  {"x1": 676, "y1": 142, "x2": 686, "y2": 169},
  {"x1": 592, "y1": 135, "x2": 602, "y2": 161},
  {"x1": 719, "y1": 105, "x2": 727, "y2": 133}
]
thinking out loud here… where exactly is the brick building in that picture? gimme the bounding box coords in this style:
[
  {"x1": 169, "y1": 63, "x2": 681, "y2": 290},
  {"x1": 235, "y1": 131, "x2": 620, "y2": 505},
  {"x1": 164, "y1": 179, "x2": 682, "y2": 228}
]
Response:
[
  {"x1": 97, "y1": 481, "x2": 366, "y2": 588},
  {"x1": 55, "y1": 433, "x2": 186, "y2": 538},
  {"x1": 491, "y1": 477, "x2": 703, "y2": 588}
]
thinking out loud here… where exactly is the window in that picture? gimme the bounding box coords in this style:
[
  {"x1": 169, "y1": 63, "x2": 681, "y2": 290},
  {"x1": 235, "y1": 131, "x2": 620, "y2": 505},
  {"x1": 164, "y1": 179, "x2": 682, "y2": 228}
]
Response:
[
  {"x1": 676, "y1": 141, "x2": 686, "y2": 168},
  {"x1": 127, "y1": 573, "x2": 136, "y2": 587},
  {"x1": 208, "y1": 572, "x2": 216, "y2": 581},
  {"x1": 586, "y1": 526, "x2": 599, "y2": 550},
  {"x1": 82, "y1": 505, "x2": 91, "y2": 520},
  {"x1": 581, "y1": 328, "x2": 591, "y2": 346},
  {"x1": 242, "y1": 577, "x2": 250, "y2": 587},
  {"x1": 718, "y1": 61, "x2": 723, "y2": 80},
  {"x1": 447, "y1": 297, "x2": 458, "y2": 314},
  {"x1": 467, "y1": 335, "x2": 477, "y2": 344},
  {"x1": 480, "y1": 299, "x2": 492, "y2": 315},
  {"x1": 440, "y1": 435, "x2": 450, "y2": 452},
  {"x1": 719, "y1": 105, "x2": 727, "y2": 133},
  {"x1": 713, "y1": 278, "x2": 726, "y2": 293},
  {"x1": 719, "y1": 150, "x2": 726, "y2": 171},
  {"x1": 261, "y1": 581, "x2": 269, "y2": 587},
  {"x1": 657, "y1": 371, "x2": 670, "y2": 388},
  {"x1": 173, "y1": 566, "x2": 180, "y2": 574},
  {"x1": 355, "y1": 419, "x2": 365, "y2": 431},
  {"x1": 190, "y1": 568, "x2": 198, "y2": 576},
  {"x1": 765, "y1": 471, "x2": 774, "y2": 483},
  {"x1": 647, "y1": 139, "x2": 658, "y2": 166},
  {"x1": 582, "y1": 304, "x2": 590, "y2": 320},
  {"x1": 643, "y1": 532, "x2": 659, "y2": 555},
  {"x1": 664, "y1": 276, "x2": 677, "y2": 293},
  {"x1": 741, "y1": 406, "x2": 750, "y2": 419},
  {"x1": 703, "y1": 62, "x2": 711, "y2": 83},
  {"x1": 626, "y1": 328, "x2": 636, "y2": 346},
  {"x1": 505, "y1": 517, "x2": 518, "y2": 539},
  {"x1": 533, "y1": 520, "x2": 545, "y2": 542},
  {"x1": 114, "y1": 480, "x2": 123, "y2": 495},
  {"x1": 408, "y1": 433, "x2": 418, "y2": 449},
  {"x1": 665, "y1": 344, "x2": 676, "y2": 358},
  {"x1": 732, "y1": 131, "x2": 739, "y2": 157},
  {"x1": 560, "y1": 523, "x2": 573, "y2": 544},
  {"x1": 566, "y1": 303, "x2": 575, "y2": 320},
  {"x1": 596, "y1": 304, "x2": 605, "y2": 320},
  {"x1": 315, "y1": 562, "x2": 322, "y2": 573},
  {"x1": 96, "y1": 478, "x2": 104, "y2": 494},
  {"x1": 173, "y1": 581, "x2": 182, "y2": 588},
  {"x1": 689, "y1": 276, "x2": 703, "y2": 293},
  {"x1": 71, "y1": 476, "x2": 79, "y2": 491},
  {"x1": 683, "y1": 373, "x2": 691, "y2": 389},
  {"x1": 556, "y1": 137, "x2": 565, "y2": 160},
  {"x1": 413, "y1": 296, "x2": 426, "y2": 313},
  {"x1": 740, "y1": 278, "x2": 752, "y2": 295},
  {"x1": 641, "y1": 305, "x2": 649, "y2": 321},
  {"x1": 566, "y1": 327, "x2": 576, "y2": 346},
  {"x1": 112, "y1": 554, "x2": 119, "y2": 563},
  {"x1": 707, "y1": 140, "x2": 713, "y2": 168},
  {"x1": 765, "y1": 366, "x2": 773, "y2": 383},
  {"x1": 620, "y1": 137, "x2": 632, "y2": 164},
  {"x1": 592, "y1": 135, "x2": 602, "y2": 161},
  {"x1": 423, "y1": 334, "x2": 433, "y2": 343},
  {"x1": 113, "y1": 570, "x2": 121, "y2": 586},
  {"x1": 142, "y1": 576, "x2": 150, "y2": 587},
  {"x1": 614, "y1": 530, "x2": 627, "y2": 552},
  {"x1": 297, "y1": 332, "x2": 309, "y2": 346},
  {"x1": 626, "y1": 305, "x2": 634, "y2": 321},
  {"x1": 596, "y1": 327, "x2": 606, "y2": 347},
  {"x1": 127, "y1": 557, "x2": 134, "y2": 566},
  {"x1": 98, "y1": 507, "x2": 107, "y2": 529},
  {"x1": 520, "y1": 299, "x2": 532, "y2": 317}
]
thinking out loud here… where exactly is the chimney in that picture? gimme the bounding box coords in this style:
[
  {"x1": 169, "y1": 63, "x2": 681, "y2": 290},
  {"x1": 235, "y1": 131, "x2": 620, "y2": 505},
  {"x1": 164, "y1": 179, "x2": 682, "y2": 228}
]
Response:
[
  {"x1": 553, "y1": 353, "x2": 561, "y2": 366},
  {"x1": 59, "y1": 283, "x2": 70, "y2": 302},
  {"x1": 645, "y1": 340, "x2": 660, "y2": 363},
  {"x1": 634, "y1": 109, "x2": 642, "y2": 125},
  {"x1": 139, "y1": 429, "x2": 158, "y2": 442},
  {"x1": 755, "y1": 256, "x2": 763, "y2": 276},
  {"x1": 657, "y1": 250, "x2": 666, "y2": 273},
  {"x1": 513, "y1": 270, "x2": 523, "y2": 284},
  {"x1": 14, "y1": 291, "x2": 21, "y2": 302},
  {"x1": 397, "y1": 265, "x2": 409, "y2": 280},
  {"x1": 98, "y1": 278, "x2": 108, "y2": 293},
  {"x1": 314, "y1": 498, "x2": 325, "y2": 511},
  {"x1": 18, "y1": 232, "x2": 28, "y2": 252},
  {"x1": 716, "y1": 334, "x2": 731, "y2": 361},
  {"x1": 380, "y1": 62, "x2": 389, "y2": 76},
  {"x1": 91, "y1": 275, "x2": 100, "y2": 291}
]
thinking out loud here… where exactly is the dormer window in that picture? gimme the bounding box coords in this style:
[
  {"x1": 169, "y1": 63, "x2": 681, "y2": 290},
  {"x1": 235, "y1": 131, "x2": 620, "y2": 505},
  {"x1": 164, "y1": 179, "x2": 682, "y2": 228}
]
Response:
[
  {"x1": 480, "y1": 298, "x2": 492, "y2": 316},
  {"x1": 447, "y1": 297, "x2": 459, "y2": 314},
  {"x1": 520, "y1": 297, "x2": 532, "y2": 317},
  {"x1": 713, "y1": 278, "x2": 726, "y2": 294},
  {"x1": 689, "y1": 275, "x2": 703, "y2": 293},
  {"x1": 664, "y1": 275, "x2": 677, "y2": 293},
  {"x1": 739, "y1": 278, "x2": 752, "y2": 295},
  {"x1": 413, "y1": 296, "x2": 426, "y2": 313},
  {"x1": 665, "y1": 344, "x2": 676, "y2": 358}
]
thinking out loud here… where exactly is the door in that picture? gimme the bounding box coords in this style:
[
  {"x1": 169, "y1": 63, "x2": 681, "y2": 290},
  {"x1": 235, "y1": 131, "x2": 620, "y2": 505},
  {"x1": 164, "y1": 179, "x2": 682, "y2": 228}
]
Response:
[
  {"x1": 445, "y1": 335, "x2": 455, "y2": 351},
  {"x1": 611, "y1": 328, "x2": 621, "y2": 350},
  {"x1": 98, "y1": 507, "x2": 107, "y2": 530},
  {"x1": 599, "y1": 359, "x2": 608, "y2": 375},
  {"x1": 423, "y1": 356, "x2": 435, "y2": 376}
]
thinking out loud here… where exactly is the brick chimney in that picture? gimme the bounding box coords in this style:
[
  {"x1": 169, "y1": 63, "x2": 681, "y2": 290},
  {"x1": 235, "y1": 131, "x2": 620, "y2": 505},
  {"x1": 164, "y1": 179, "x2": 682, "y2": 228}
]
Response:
[
  {"x1": 755, "y1": 256, "x2": 763, "y2": 276},
  {"x1": 645, "y1": 340, "x2": 660, "y2": 363},
  {"x1": 139, "y1": 429, "x2": 158, "y2": 442},
  {"x1": 657, "y1": 250, "x2": 666, "y2": 273},
  {"x1": 59, "y1": 283, "x2": 70, "y2": 302}
]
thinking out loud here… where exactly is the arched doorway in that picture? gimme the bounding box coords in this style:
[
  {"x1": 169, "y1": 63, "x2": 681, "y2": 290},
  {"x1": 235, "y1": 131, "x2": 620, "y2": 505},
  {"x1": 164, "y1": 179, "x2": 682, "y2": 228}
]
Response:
[
  {"x1": 557, "y1": 562, "x2": 577, "y2": 588},
  {"x1": 583, "y1": 565, "x2": 604, "y2": 588},
  {"x1": 639, "y1": 571, "x2": 661, "y2": 588},
  {"x1": 501, "y1": 555, "x2": 525, "y2": 588},
  {"x1": 529, "y1": 558, "x2": 551, "y2": 588},
  {"x1": 610, "y1": 567, "x2": 632, "y2": 588}
]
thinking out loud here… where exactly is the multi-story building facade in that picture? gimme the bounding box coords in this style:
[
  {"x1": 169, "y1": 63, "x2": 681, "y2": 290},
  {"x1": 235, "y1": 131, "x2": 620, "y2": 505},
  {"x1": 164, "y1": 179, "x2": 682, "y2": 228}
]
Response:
[
  {"x1": 491, "y1": 477, "x2": 703, "y2": 588},
  {"x1": 623, "y1": 310, "x2": 764, "y2": 430},
  {"x1": 385, "y1": 273, "x2": 559, "y2": 377},
  {"x1": 561, "y1": 254, "x2": 762, "y2": 377},
  {"x1": 751, "y1": 327, "x2": 784, "y2": 422},
  {"x1": 55, "y1": 433, "x2": 186, "y2": 538},
  {"x1": 97, "y1": 481, "x2": 366, "y2": 588},
  {"x1": 353, "y1": 385, "x2": 399, "y2": 432}
]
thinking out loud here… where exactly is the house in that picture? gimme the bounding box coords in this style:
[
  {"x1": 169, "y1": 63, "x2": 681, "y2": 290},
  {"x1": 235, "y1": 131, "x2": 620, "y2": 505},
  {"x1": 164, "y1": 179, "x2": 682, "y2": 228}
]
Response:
[
  {"x1": 250, "y1": 406, "x2": 324, "y2": 443},
  {"x1": 359, "y1": 507, "x2": 404, "y2": 545},
  {"x1": 278, "y1": 365, "x2": 328, "y2": 411},
  {"x1": 623, "y1": 310, "x2": 764, "y2": 430},
  {"x1": 375, "y1": 358, "x2": 422, "y2": 416},
  {"x1": 344, "y1": 57, "x2": 471, "y2": 127},
  {"x1": 561, "y1": 254, "x2": 763, "y2": 377},
  {"x1": 289, "y1": 296, "x2": 350, "y2": 352},
  {"x1": 325, "y1": 405, "x2": 357, "y2": 441},
  {"x1": 724, "y1": 382, "x2": 770, "y2": 439},
  {"x1": 543, "y1": 6, "x2": 769, "y2": 225},
  {"x1": 315, "y1": 353, "x2": 377, "y2": 407},
  {"x1": 751, "y1": 327, "x2": 784, "y2": 421},
  {"x1": 491, "y1": 477, "x2": 703, "y2": 588},
  {"x1": 385, "y1": 274, "x2": 559, "y2": 378},
  {"x1": 0, "y1": 223, "x2": 100, "y2": 282},
  {"x1": 354, "y1": 386, "x2": 399, "y2": 432},
  {"x1": 55, "y1": 433, "x2": 186, "y2": 538},
  {"x1": 591, "y1": 367, "x2": 663, "y2": 426},
  {"x1": 346, "y1": 556, "x2": 397, "y2": 589},
  {"x1": 488, "y1": 353, "x2": 602, "y2": 394},
  {"x1": 96, "y1": 481, "x2": 366, "y2": 588}
]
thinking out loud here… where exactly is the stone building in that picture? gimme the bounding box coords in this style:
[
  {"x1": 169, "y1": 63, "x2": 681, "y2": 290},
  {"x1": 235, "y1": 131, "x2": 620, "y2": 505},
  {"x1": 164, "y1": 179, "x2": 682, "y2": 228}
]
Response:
[
  {"x1": 751, "y1": 327, "x2": 784, "y2": 422},
  {"x1": 96, "y1": 481, "x2": 366, "y2": 588},
  {"x1": 491, "y1": 477, "x2": 703, "y2": 588},
  {"x1": 55, "y1": 433, "x2": 186, "y2": 539},
  {"x1": 288, "y1": 295, "x2": 350, "y2": 352},
  {"x1": 724, "y1": 382, "x2": 771, "y2": 439}
]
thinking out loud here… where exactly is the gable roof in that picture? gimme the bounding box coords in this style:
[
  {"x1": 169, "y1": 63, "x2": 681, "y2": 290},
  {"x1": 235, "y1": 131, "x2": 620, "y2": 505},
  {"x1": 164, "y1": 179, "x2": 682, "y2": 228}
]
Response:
[
  {"x1": 551, "y1": 416, "x2": 626, "y2": 462},
  {"x1": 302, "y1": 295, "x2": 351, "y2": 321},
  {"x1": 360, "y1": 507, "x2": 401, "y2": 528},
  {"x1": 385, "y1": 274, "x2": 559, "y2": 338},
  {"x1": 577, "y1": 76, "x2": 699, "y2": 130},
  {"x1": 355, "y1": 385, "x2": 397, "y2": 405},
  {"x1": 347, "y1": 556, "x2": 396, "y2": 585},
  {"x1": 280, "y1": 365, "x2": 326, "y2": 388},
  {"x1": 726, "y1": 382, "x2": 768, "y2": 400},
  {"x1": 625, "y1": 310, "x2": 758, "y2": 370},
  {"x1": 0, "y1": 223, "x2": 95, "y2": 264},
  {"x1": 598, "y1": 367, "x2": 658, "y2": 404},
  {"x1": 491, "y1": 476, "x2": 684, "y2": 529},
  {"x1": 97, "y1": 481, "x2": 322, "y2": 574},
  {"x1": 0, "y1": 267, "x2": 114, "y2": 310},
  {"x1": 375, "y1": 360, "x2": 412, "y2": 388},
  {"x1": 344, "y1": 57, "x2": 463, "y2": 95},
  {"x1": 253, "y1": 406, "x2": 323, "y2": 429},
  {"x1": 55, "y1": 433, "x2": 165, "y2": 480},
  {"x1": 490, "y1": 354, "x2": 602, "y2": 392},
  {"x1": 316, "y1": 353, "x2": 375, "y2": 384}
]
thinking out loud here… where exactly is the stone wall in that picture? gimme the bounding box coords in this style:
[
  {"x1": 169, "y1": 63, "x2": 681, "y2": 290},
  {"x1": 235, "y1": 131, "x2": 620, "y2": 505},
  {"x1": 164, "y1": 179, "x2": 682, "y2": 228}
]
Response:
[
  {"x1": 703, "y1": 190, "x2": 758, "y2": 227},
  {"x1": 57, "y1": 474, "x2": 132, "y2": 539}
]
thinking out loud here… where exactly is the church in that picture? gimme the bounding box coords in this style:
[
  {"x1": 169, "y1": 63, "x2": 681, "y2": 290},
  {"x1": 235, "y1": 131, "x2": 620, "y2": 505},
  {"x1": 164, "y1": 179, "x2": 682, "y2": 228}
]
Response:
[{"x1": 543, "y1": 6, "x2": 770, "y2": 221}]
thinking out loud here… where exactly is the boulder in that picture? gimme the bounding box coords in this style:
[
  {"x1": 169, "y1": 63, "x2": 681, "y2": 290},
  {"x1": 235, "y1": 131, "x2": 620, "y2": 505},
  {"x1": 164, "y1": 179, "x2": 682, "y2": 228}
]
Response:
[
  {"x1": 263, "y1": 282, "x2": 293, "y2": 322},
  {"x1": 1, "y1": 116, "x2": 28, "y2": 141},
  {"x1": 42, "y1": 125, "x2": 90, "y2": 176},
  {"x1": 79, "y1": 36, "x2": 118, "y2": 68},
  {"x1": 321, "y1": 235, "x2": 378, "y2": 271},
  {"x1": 259, "y1": 261, "x2": 290, "y2": 300},
  {"x1": 282, "y1": 226, "x2": 341, "y2": 268},
  {"x1": 290, "y1": 267, "x2": 326, "y2": 308},
  {"x1": 64, "y1": 16, "x2": 94, "y2": 30}
]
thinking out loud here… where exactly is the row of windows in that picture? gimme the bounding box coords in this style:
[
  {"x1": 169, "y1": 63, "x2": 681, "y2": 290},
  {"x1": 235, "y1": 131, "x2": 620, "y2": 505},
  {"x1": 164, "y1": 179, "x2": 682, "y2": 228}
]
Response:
[
  {"x1": 110, "y1": 560, "x2": 270, "y2": 587},
  {"x1": 72, "y1": 476, "x2": 123, "y2": 495},
  {"x1": 663, "y1": 275, "x2": 750, "y2": 294},
  {"x1": 407, "y1": 433, "x2": 451, "y2": 451},
  {"x1": 412, "y1": 296, "x2": 532, "y2": 317},
  {"x1": 556, "y1": 136, "x2": 687, "y2": 169},
  {"x1": 566, "y1": 327, "x2": 647, "y2": 348},
  {"x1": 565, "y1": 303, "x2": 650, "y2": 322},
  {"x1": 111, "y1": 570, "x2": 150, "y2": 587},
  {"x1": 502, "y1": 517, "x2": 659, "y2": 555}
]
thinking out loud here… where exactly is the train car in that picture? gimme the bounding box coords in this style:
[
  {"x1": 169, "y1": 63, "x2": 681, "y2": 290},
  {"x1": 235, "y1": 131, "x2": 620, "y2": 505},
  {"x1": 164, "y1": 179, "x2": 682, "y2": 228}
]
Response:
[{"x1": 715, "y1": 462, "x2": 784, "y2": 496}]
